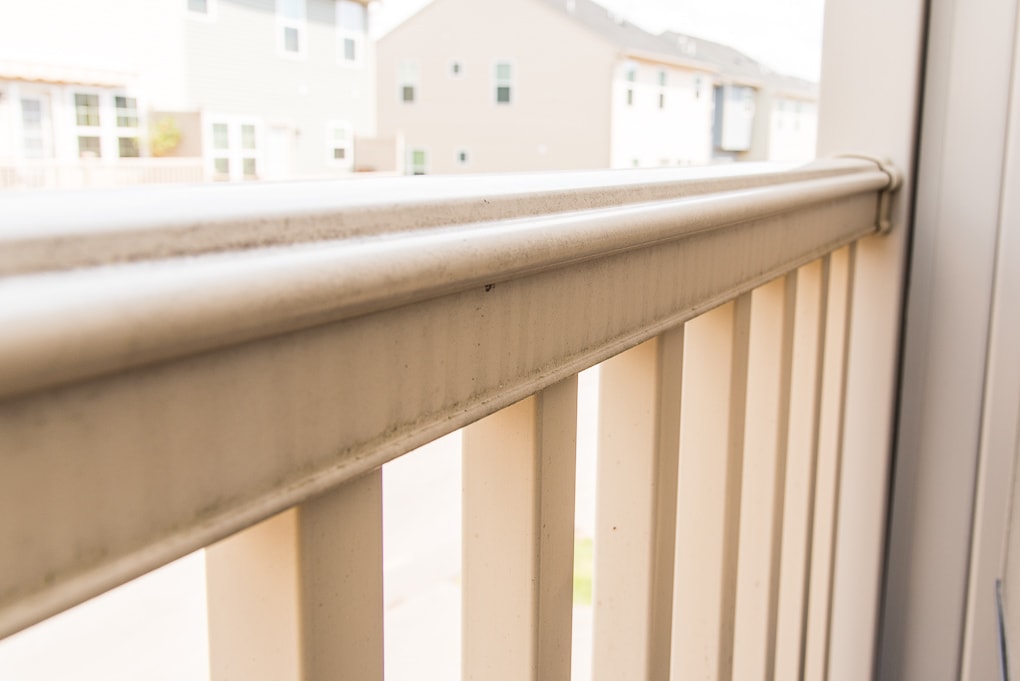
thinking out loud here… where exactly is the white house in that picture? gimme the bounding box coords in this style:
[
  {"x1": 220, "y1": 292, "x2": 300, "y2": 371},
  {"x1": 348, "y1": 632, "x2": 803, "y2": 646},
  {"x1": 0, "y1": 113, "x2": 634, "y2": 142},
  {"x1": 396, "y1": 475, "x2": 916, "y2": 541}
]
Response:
[{"x1": 0, "y1": 0, "x2": 379, "y2": 188}]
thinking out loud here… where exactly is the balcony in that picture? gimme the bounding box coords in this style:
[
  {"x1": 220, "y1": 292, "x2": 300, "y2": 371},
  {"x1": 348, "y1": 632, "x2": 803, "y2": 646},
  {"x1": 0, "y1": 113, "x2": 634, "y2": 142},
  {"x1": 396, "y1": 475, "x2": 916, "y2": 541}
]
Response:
[
  {"x1": 0, "y1": 156, "x2": 903, "y2": 677},
  {"x1": 1, "y1": 0, "x2": 1018, "y2": 678}
]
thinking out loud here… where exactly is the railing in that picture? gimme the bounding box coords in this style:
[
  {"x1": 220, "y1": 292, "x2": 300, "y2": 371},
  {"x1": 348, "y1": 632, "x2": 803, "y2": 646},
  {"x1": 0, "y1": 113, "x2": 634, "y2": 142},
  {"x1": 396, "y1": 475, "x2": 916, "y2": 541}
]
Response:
[
  {"x1": 0, "y1": 158, "x2": 205, "y2": 190},
  {"x1": 0, "y1": 157, "x2": 900, "y2": 679}
]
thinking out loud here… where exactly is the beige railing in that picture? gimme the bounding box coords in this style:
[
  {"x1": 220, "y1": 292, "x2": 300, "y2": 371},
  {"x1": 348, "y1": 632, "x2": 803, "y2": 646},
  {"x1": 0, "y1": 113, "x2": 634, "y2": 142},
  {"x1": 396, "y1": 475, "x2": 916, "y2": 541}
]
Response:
[
  {"x1": 0, "y1": 157, "x2": 900, "y2": 679},
  {"x1": 0, "y1": 158, "x2": 205, "y2": 190}
]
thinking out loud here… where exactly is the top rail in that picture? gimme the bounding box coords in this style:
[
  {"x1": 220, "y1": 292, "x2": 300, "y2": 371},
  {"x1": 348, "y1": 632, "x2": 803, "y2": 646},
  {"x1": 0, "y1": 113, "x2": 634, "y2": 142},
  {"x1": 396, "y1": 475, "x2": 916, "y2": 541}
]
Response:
[{"x1": 0, "y1": 157, "x2": 897, "y2": 638}]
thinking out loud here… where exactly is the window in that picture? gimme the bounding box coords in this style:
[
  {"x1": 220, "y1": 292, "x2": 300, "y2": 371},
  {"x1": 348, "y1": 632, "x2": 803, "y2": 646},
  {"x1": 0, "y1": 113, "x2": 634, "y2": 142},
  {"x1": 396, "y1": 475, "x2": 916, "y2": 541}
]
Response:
[
  {"x1": 115, "y1": 95, "x2": 140, "y2": 157},
  {"x1": 78, "y1": 136, "x2": 101, "y2": 158},
  {"x1": 659, "y1": 92, "x2": 665, "y2": 109},
  {"x1": 456, "y1": 149, "x2": 469, "y2": 165},
  {"x1": 410, "y1": 148, "x2": 427, "y2": 175},
  {"x1": 494, "y1": 62, "x2": 512, "y2": 104},
  {"x1": 399, "y1": 63, "x2": 419, "y2": 103},
  {"x1": 74, "y1": 93, "x2": 100, "y2": 127},
  {"x1": 20, "y1": 98, "x2": 47, "y2": 159},
  {"x1": 187, "y1": 0, "x2": 215, "y2": 16},
  {"x1": 337, "y1": 0, "x2": 365, "y2": 65},
  {"x1": 327, "y1": 121, "x2": 353, "y2": 167},
  {"x1": 450, "y1": 61, "x2": 463, "y2": 78},
  {"x1": 212, "y1": 122, "x2": 230, "y2": 178},
  {"x1": 626, "y1": 89, "x2": 633, "y2": 106},
  {"x1": 694, "y1": 76, "x2": 702, "y2": 99},
  {"x1": 209, "y1": 119, "x2": 261, "y2": 181},
  {"x1": 277, "y1": 0, "x2": 306, "y2": 57},
  {"x1": 658, "y1": 70, "x2": 667, "y2": 86},
  {"x1": 73, "y1": 92, "x2": 102, "y2": 158},
  {"x1": 240, "y1": 124, "x2": 258, "y2": 178}
]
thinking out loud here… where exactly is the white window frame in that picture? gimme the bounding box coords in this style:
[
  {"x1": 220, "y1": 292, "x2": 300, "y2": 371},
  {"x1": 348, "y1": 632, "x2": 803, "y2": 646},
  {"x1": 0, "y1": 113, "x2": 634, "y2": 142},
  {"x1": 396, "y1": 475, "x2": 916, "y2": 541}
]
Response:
[
  {"x1": 336, "y1": 0, "x2": 365, "y2": 67},
  {"x1": 114, "y1": 94, "x2": 142, "y2": 159},
  {"x1": 408, "y1": 147, "x2": 429, "y2": 175},
  {"x1": 398, "y1": 62, "x2": 420, "y2": 104},
  {"x1": 276, "y1": 0, "x2": 307, "y2": 60},
  {"x1": 326, "y1": 120, "x2": 354, "y2": 169},
  {"x1": 14, "y1": 85, "x2": 55, "y2": 161},
  {"x1": 493, "y1": 59, "x2": 514, "y2": 106},
  {"x1": 186, "y1": 0, "x2": 217, "y2": 21},
  {"x1": 206, "y1": 115, "x2": 263, "y2": 182},
  {"x1": 70, "y1": 88, "x2": 109, "y2": 160}
]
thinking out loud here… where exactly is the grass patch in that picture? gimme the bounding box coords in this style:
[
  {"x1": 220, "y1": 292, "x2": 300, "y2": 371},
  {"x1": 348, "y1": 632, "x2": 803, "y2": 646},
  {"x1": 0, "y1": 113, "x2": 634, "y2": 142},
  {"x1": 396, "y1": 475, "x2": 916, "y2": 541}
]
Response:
[{"x1": 573, "y1": 536, "x2": 594, "y2": 606}]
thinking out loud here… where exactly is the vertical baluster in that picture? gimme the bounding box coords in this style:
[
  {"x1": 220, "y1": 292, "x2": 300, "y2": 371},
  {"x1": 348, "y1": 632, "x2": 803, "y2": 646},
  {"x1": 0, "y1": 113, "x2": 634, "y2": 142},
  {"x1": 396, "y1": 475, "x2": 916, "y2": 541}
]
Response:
[
  {"x1": 773, "y1": 258, "x2": 829, "y2": 681},
  {"x1": 671, "y1": 295, "x2": 752, "y2": 681},
  {"x1": 591, "y1": 328, "x2": 685, "y2": 681},
  {"x1": 731, "y1": 275, "x2": 797, "y2": 681},
  {"x1": 803, "y1": 247, "x2": 854, "y2": 681},
  {"x1": 462, "y1": 376, "x2": 579, "y2": 681},
  {"x1": 205, "y1": 470, "x2": 384, "y2": 681}
]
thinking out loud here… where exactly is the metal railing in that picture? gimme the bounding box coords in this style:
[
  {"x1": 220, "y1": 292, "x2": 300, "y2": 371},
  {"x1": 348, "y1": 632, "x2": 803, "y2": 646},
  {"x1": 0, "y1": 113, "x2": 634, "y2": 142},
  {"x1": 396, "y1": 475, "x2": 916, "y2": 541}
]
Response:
[{"x1": 0, "y1": 157, "x2": 900, "y2": 679}]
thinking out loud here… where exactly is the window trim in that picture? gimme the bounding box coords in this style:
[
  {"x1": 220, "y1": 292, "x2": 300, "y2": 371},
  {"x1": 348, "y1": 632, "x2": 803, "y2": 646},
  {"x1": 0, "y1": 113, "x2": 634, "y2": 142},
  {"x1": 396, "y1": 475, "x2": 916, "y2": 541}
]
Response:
[
  {"x1": 336, "y1": 0, "x2": 365, "y2": 68},
  {"x1": 206, "y1": 115, "x2": 263, "y2": 182},
  {"x1": 408, "y1": 146, "x2": 429, "y2": 175},
  {"x1": 493, "y1": 59, "x2": 514, "y2": 106},
  {"x1": 326, "y1": 120, "x2": 354, "y2": 169},
  {"x1": 276, "y1": 0, "x2": 308, "y2": 60},
  {"x1": 398, "y1": 62, "x2": 420, "y2": 104}
]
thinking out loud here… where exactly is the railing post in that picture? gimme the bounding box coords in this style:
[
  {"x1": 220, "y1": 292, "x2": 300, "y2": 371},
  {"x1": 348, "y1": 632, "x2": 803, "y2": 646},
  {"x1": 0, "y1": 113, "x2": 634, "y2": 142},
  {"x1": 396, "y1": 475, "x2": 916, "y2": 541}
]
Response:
[
  {"x1": 205, "y1": 471, "x2": 384, "y2": 681},
  {"x1": 591, "y1": 329, "x2": 684, "y2": 681},
  {"x1": 462, "y1": 377, "x2": 579, "y2": 681}
]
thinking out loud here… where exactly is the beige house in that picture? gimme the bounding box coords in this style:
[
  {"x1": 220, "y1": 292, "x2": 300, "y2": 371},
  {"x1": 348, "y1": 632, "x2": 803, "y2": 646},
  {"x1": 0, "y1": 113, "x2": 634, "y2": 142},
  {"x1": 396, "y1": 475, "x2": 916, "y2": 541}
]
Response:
[{"x1": 376, "y1": 0, "x2": 818, "y2": 175}]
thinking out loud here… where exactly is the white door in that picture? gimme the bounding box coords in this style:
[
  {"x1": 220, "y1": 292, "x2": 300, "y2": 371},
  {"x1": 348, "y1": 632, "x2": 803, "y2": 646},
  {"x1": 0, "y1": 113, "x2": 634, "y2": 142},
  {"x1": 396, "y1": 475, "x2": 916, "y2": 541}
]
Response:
[{"x1": 265, "y1": 125, "x2": 293, "y2": 180}]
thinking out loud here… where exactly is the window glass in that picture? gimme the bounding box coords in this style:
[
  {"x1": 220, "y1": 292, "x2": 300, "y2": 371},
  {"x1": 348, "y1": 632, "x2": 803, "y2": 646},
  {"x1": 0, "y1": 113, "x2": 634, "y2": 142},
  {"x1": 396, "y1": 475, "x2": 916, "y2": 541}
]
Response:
[
  {"x1": 78, "y1": 135, "x2": 101, "y2": 157},
  {"x1": 283, "y1": 26, "x2": 300, "y2": 52},
  {"x1": 495, "y1": 62, "x2": 512, "y2": 104},
  {"x1": 118, "y1": 137, "x2": 140, "y2": 158},
  {"x1": 241, "y1": 124, "x2": 256, "y2": 150},
  {"x1": 115, "y1": 96, "x2": 138, "y2": 128},
  {"x1": 212, "y1": 123, "x2": 229, "y2": 150},
  {"x1": 187, "y1": 0, "x2": 208, "y2": 13},
  {"x1": 74, "y1": 94, "x2": 100, "y2": 127},
  {"x1": 243, "y1": 158, "x2": 257, "y2": 178}
]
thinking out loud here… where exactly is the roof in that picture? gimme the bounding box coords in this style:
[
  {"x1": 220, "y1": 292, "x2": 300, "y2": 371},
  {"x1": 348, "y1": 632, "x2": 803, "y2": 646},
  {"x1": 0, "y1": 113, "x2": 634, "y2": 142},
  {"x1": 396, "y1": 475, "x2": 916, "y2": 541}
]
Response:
[{"x1": 536, "y1": 0, "x2": 817, "y2": 97}]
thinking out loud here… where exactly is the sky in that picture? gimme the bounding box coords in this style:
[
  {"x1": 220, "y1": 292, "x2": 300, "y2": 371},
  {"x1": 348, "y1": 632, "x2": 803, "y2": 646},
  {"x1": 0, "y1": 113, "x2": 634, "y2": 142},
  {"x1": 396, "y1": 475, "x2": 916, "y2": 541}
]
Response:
[{"x1": 369, "y1": 0, "x2": 827, "y2": 82}]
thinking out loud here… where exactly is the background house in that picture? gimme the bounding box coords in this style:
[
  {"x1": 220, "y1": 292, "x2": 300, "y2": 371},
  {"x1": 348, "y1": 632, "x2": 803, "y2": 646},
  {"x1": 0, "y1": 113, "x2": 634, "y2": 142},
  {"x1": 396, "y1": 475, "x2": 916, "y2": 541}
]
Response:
[
  {"x1": 0, "y1": 0, "x2": 389, "y2": 188},
  {"x1": 376, "y1": 0, "x2": 818, "y2": 174}
]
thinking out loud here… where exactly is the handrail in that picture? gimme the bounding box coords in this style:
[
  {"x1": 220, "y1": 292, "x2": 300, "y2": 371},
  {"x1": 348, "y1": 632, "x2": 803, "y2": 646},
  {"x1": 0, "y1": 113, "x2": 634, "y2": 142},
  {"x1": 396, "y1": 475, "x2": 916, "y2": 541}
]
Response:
[{"x1": 0, "y1": 157, "x2": 897, "y2": 639}]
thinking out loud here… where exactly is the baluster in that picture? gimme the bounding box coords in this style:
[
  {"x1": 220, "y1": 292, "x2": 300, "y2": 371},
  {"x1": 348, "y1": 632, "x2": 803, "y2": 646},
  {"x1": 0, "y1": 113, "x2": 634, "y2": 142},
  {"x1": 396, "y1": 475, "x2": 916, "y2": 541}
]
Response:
[
  {"x1": 205, "y1": 471, "x2": 384, "y2": 681},
  {"x1": 462, "y1": 376, "x2": 579, "y2": 681},
  {"x1": 591, "y1": 328, "x2": 685, "y2": 681},
  {"x1": 731, "y1": 275, "x2": 797, "y2": 681},
  {"x1": 773, "y1": 258, "x2": 829, "y2": 681},
  {"x1": 671, "y1": 295, "x2": 752, "y2": 681},
  {"x1": 803, "y1": 247, "x2": 854, "y2": 681}
]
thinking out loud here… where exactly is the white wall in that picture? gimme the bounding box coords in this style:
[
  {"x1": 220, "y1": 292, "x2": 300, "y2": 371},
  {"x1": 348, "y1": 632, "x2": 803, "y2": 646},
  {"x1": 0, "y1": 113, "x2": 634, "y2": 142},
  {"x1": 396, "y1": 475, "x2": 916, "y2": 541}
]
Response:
[{"x1": 609, "y1": 60, "x2": 714, "y2": 169}]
